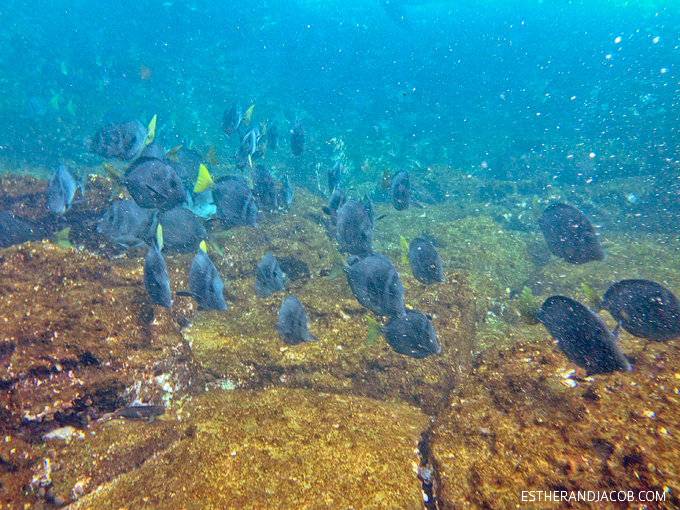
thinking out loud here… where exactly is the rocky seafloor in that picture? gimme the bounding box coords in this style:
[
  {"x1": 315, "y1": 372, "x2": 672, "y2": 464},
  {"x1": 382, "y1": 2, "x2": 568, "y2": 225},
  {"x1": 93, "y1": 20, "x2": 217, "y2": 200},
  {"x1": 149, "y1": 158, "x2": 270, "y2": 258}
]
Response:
[{"x1": 1, "y1": 170, "x2": 679, "y2": 509}]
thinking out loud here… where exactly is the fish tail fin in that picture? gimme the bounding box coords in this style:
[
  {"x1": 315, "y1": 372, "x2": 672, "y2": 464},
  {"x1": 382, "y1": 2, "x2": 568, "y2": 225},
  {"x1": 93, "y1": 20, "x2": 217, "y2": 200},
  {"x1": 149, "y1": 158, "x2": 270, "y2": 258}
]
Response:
[
  {"x1": 156, "y1": 223, "x2": 164, "y2": 252},
  {"x1": 145, "y1": 114, "x2": 157, "y2": 145},
  {"x1": 327, "y1": 250, "x2": 348, "y2": 280},
  {"x1": 309, "y1": 333, "x2": 320, "y2": 342},
  {"x1": 193, "y1": 164, "x2": 214, "y2": 193},
  {"x1": 581, "y1": 283, "x2": 602, "y2": 310},
  {"x1": 400, "y1": 236, "x2": 409, "y2": 264},
  {"x1": 366, "y1": 315, "x2": 382, "y2": 346},
  {"x1": 102, "y1": 163, "x2": 124, "y2": 200},
  {"x1": 207, "y1": 240, "x2": 223, "y2": 257},
  {"x1": 49, "y1": 93, "x2": 59, "y2": 111},
  {"x1": 243, "y1": 104, "x2": 254, "y2": 126},
  {"x1": 519, "y1": 286, "x2": 540, "y2": 325},
  {"x1": 199, "y1": 240, "x2": 207, "y2": 253},
  {"x1": 51, "y1": 227, "x2": 72, "y2": 249}
]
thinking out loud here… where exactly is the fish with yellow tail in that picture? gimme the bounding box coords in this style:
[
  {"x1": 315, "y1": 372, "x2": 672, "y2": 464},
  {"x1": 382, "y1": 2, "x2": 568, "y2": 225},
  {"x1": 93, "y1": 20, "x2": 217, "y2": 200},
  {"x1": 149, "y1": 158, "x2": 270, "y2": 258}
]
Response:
[{"x1": 144, "y1": 114, "x2": 157, "y2": 145}]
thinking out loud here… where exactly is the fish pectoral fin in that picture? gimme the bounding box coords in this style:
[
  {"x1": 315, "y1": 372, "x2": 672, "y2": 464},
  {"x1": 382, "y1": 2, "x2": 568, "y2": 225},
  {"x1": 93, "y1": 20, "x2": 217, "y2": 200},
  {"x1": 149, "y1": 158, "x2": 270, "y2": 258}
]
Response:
[
  {"x1": 412, "y1": 200, "x2": 424, "y2": 209},
  {"x1": 176, "y1": 291, "x2": 198, "y2": 298},
  {"x1": 146, "y1": 183, "x2": 169, "y2": 198},
  {"x1": 309, "y1": 333, "x2": 320, "y2": 342}
]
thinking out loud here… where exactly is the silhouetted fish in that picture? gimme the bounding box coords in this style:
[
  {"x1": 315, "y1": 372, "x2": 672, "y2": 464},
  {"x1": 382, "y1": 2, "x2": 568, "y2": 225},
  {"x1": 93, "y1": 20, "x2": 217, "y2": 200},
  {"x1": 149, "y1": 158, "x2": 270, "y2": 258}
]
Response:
[
  {"x1": 89, "y1": 120, "x2": 147, "y2": 160},
  {"x1": 336, "y1": 199, "x2": 373, "y2": 256},
  {"x1": 125, "y1": 157, "x2": 186, "y2": 211},
  {"x1": 390, "y1": 169, "x2": 411, "y2": 211},
  {"x1": 255, "y1": 253, "x2": 286, "y2": 298},
  {"x1": 267, "y1": 122, "x2": 279, "y2": 150},
  {"x1": 212, "y1": 176, "x2": 258, "y2": 230},
  {"x1": 326, "y1": 185, "x2": 345, "y2": 216},
  {"x1": 407, "y1": 236, "x2": 446, "y2": 284},
  {"x1": 279, "y1": 174, "x2": 295, "y2": 210},
  {"x1": 602, "y1": 279, "x2": 680, "y2": 342},
  {"x1": 328, "y1": 161, "x2": 342, "y2": 193},
  {"x1": 0, "y1": 212, "x2": 46, "y2": 248},
  {"x1": 345, "y1": 252, "x2": 405, "y2": 317},
  {"x1": 290, "y1": 120, "x2": 305, "y2": 156},
  {"x1": 222, "y1": 101, "x2": 243, "y2": 137},
  {"x1": 539, "y1": 296, "x2": 631, "y2": 375},
  {"x1": 97, "y1": 200, "x2": 157, "y2": 248},
  {"x1": 177, "y1": 243, "x2": 227, "y2": 311},
  {"x1": 251, "y1": 164, "x2": 278, "y2": 211},
  {"x1": 168, "y1": 145, "x2": 202, "y2": 186},
  {"x1": 275, "y1": 295, "x2": 319, "y2": 345},
  {"x1": 46, "y1": 164, "x2": 81, "y2": 215},
  {"x1": 235, "y1": 126, "x2": 261, "y2": 168},
  {"x1": 369, "y1": 310, "x2": 440, "y2": 359},
  {"x1": 158, "y1": 207, "x2": 206, "y2": 254},
  {"x1": 143, "y1": 226, "x2": 172, "y2": 308},
  {"x1": 139, "y1": 141, "x2": 165, "y2": 160},
  {"x1": 538, "y1": 204, "x2": 604, "y2": 264}
]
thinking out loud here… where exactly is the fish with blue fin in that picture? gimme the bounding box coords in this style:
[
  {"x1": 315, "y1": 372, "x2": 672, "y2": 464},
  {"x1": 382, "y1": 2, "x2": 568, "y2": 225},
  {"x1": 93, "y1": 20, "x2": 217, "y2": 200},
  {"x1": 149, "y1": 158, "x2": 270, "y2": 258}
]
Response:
[
  {"x1": 222, "y1": 101, "x2": 243, "y2": 137},
  {"x1": 45, "y1": 164, "x2": 84, "y2": 215},
  {"x1": 275, "y1": 295, "x2": 319, "y2": 345},
  {"x1": 255, "y1": 253, "x2": 286, "y2": 298},
  {"x1": 143, "y1": 225, "x2": 172, "y2": 308},
  {"x1": 177, "y1": 241, "x2": 227, "y2": 311},
  {"x1": 366, "y1": 311, "x2": 440, "y2": 359},
  {"x1": 538, "y1": 203, "x2": 604, "y2": 264}
]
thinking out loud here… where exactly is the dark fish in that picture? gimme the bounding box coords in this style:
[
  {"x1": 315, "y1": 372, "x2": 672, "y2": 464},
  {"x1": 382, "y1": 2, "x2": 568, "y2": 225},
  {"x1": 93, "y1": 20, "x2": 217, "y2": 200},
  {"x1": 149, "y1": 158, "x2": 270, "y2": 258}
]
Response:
[
  {"x1": 212, "y1": 176, "x2": 258, "y2": 230},
  {"x1": 97, "y1": 200, "x2": 157, "y2": 248},
  {"x1": 177, "y1": 245, "x2": 227, "y2": 311},
  {"x1": 139, "y1": 141, "x2": 165, "y2": 160},
  {"x1": 267, "y1": 122, "x2": 279, "y2": 150},
  {"x1": 327, "y1": 185, "x2": 345, "y2": 215},
  {"x1": 143, "y1": 232, "x2": 172, "y2": 308},
  {"x1": 251, "y1": 164, "x2": 278, "y2": 211},
  {"x1": 539, "y1": 296, "x2": 631, "y2": 375},
  {"x1": 336, "y1": 199, "x2": 373, "y2": 256},
  {"x1": 279, "y1": 174, "x2": 295, "y2": 210},
  {"x1": 538, "y1": 203, "x2": 604, "y2": 264},
  {"x1": 168, "y1": 146, "x2": 202, "y2": 186},
  {"x1": 383, "y1": 310, "x2": 441, "y2": 359},
  {"x1": 46, "y1": 164, "x2": 81, "y2": 215},
  {"x1": 125, "y1": 157, "x2": 186, "y2": 211},
  {"x1": 362, "y1": 194, "x2": 377, "y2": 230},
  {"x1": 602, "y1": 279, "x2": 680, "y2": 342},
  {"x1": 89, "y1": 120, "x2": 147, "y2": 160},
  {"x1": 97, "y1": 404, "x2": 165, "y2": 423},
  {"x1": 235, "y1": 126, "x2": 261, "y2": 168},
  {"x1": 390, "y1": 169, "x2": 411, "y2": 211},
  {"x1": 255, "y1": 253, "x2": 286, "y2": 298},
  {"x1": 158, "y1": 207, "x2": 206, "y2": 254},
  {"x1": 346, "y1": 252, "x2": 405, "y2": 317},
  {"x1": 275, "y1": 295, "x2": 319, "y2": 345},
  {"x1": 290, "y1": 120, "x2": 305, "y2": 156},
  {"x1": 222, "y1": 101, "x2": 243, "y2": 136},
  {"x1": 328, "y1": 161, "x2": 342, "y2": 193},
  {"x1": 408, "y1": 236, "x2": 446, "y2": 284},
  {"x1": 0, "y1": 211, "x2": 46, "y2": 248}
]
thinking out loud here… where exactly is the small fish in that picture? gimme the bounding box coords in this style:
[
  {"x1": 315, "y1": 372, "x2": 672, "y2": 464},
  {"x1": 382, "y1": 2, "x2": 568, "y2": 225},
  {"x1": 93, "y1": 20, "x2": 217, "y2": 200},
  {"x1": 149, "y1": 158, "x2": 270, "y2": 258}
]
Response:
[
  {"x1": 144, "y1": 114, "x2": 157, "y2": 145},
  {"x1": 46, "y1": 164, "x2": 82, "y2": 215},
  {"x1": 212, "y1": 176, "x2": 259, "y2": 230},
  {"x1": 538, "y1": 203, "x2": 604, "y2": 264},
  {"x1": 381, "y1": 167, "x2": 391, "y2": 190},
  {"x1": 328, "y1": 161, "x2": 342, "y2": 194},
  {"x1": 236, "y1": 126, "x2": 261, "y2": 168},
  {"x1": 97, "y1": 404, "x2": 165, "y2": 424},
  {"x1": 279, "y1": 174, "x2": 295, "y2": 210},
  {"x1": 97, "y1": 200, "x2": 157, "y2": 248},
  {"x1": 89, "y1": 119, "x2": 150, "y2": 160},
  {"x1": 323, "y1": 185, "x2": 345, "y2": 219},
  {"x1": 333, "y1": 251, "x2": 406, "y2": 318},
  {"x1": 125, "y1": 157, "x2": 186, "y2": 211},
  {"x1": 0, "y1": 211, "x2": 47, "y2": 248},
  {"x1": 164, "y1": 144, "x2": 183, "y2": 163},
  {"x1": 404, "y1": 236, "x2": 446, "y2": 284},
  {"x1": 267, "y1": 122, "x2": 279, "y2": 150},
  {"x1": 243, "y1": 104, "x2": 255, "y2": 126},
  {"x1": 177, "y1": 242, "x2": 227, "y2": 311},
  {"x1": 366, "y1": 311, "x2": 441, "y2": 359},
  {"x1": 275, "y1": 295, "x2": 319, "y2": 345},
  {"x1": 255, "y1": 253, "x2": 286, "y2": 298},
  {"x1": 539, "y1": 295, "x2": 631, "y2": 375},
  {"x1": 290, "y1": 120, "x2": 305, "y2": 156},
  {"x1": 251, "y1": 164, "x2": 278, "y2": 212},
  {"x1": 390, "y1": 169, "x2": 412, "y2": 211},
  {"x1": 158, "y1": 207, "x2": 206, "y2": 254},
  {"x1": 336, "y1": 199, "x2": 373, "y2": 256},
  {"x1": 600, "y1": 279, "x2": 680, "y2": 342},
  {"x1": 143, "y1": 225, "x2": 172, "y2": 308},
  {"x1": 205, "y1": 146, "x2": 218, "y2": 165},
  {"x1": 222, "y1": 101, "x2": 243, "y2": 136}
]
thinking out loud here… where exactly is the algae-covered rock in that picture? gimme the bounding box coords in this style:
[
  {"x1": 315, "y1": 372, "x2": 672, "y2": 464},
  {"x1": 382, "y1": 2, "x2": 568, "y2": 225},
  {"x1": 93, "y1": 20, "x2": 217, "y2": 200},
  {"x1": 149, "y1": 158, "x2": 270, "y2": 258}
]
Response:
[
  {"x1": 71, "y1": 388, "x2": 429, "y2": 509},
  {"x1": 183, "y1": 270, "x2": 475, "y2": 415},
  {"x1": 429, "y1": 324, "x2": 680, "y2": 510}
]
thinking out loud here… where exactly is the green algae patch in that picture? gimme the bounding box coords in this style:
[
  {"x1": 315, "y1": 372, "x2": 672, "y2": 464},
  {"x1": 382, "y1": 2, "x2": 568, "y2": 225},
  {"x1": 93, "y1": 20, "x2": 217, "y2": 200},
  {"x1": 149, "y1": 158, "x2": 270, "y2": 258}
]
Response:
[
  {"x1": 71, "y1": 388, "x2": 429, "y2": 510},
  {"x1": 183, "y1": 271, "x2": 476, "y2": 415},
  {"x1": 429, "y1": 324, "x2": 680, "y2": 510}
]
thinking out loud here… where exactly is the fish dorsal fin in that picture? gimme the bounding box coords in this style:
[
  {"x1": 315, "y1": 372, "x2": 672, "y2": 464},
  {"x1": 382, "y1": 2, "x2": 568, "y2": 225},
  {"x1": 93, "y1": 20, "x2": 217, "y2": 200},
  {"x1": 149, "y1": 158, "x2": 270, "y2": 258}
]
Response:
[
  {"x1": 145, "y1": 114, "x2": 157, "y2": 145},
  {"x1": 194, "y1": 164, "x2": 214, "y2": 193},
  {"x1": 156, "y1": 223, "x2": 164, "y2": 252}
]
